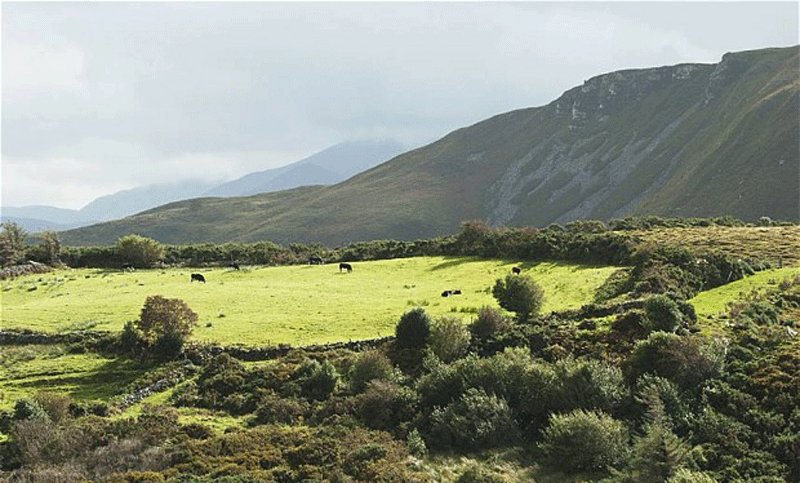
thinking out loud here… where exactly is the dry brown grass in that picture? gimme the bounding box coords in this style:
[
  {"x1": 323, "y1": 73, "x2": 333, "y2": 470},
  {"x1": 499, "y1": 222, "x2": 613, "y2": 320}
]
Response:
[{"x1": 626, "y1": 225, "x2": 800, "y2": 267}]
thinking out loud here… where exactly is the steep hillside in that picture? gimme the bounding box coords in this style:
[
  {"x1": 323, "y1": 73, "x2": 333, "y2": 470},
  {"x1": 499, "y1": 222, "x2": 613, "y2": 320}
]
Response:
[{"x1": 61, "y1": 46, "x2": 799, "y2": 246}]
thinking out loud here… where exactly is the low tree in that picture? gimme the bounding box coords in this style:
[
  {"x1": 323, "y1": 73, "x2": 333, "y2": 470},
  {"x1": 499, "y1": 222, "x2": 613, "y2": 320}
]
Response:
[
  {"x1": 38, "y1": 230, "x2": 62, "y2": 265},
  {"x1": 0, "y1": 221, "x2": 28, "y2": 266},
  {"x1": 492, "y1": 274, "x2": 545, "y2": 320},
  {"x1": 395, "y1": 308, "x2": 432, "y2": 350},
  {"x1": 116, "y1": 234, "x2": 164, "y2": 268},
  {"x1": 428, "y1": 316, "x2": 471, "y2": 363},
  {"x1": 136, "y1": 295, "x2": 198, "y2": 351}
]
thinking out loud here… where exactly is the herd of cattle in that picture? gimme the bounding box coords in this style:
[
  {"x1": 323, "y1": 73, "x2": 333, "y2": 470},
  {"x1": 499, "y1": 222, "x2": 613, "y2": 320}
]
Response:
[{"x1": 170, "y1": 259, "x2": 523, "y2": 295}]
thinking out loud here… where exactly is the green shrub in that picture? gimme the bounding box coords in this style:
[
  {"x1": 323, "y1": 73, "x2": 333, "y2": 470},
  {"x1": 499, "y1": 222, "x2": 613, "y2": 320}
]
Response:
[
  {"x1": 539, "y1": 409, "x2": 628, "y2": 473},
  {"x1": 33, "y1": 391, "x2": 72, "y2": 424},
  {"x1": 405, "y1": 428, "x2": 427, "y2": 458},
  {"x1": 492, "y1": 274, "x2": 545, "y2": 319},
  {"x1": 152, "y1": 330, "x2": 186, "y2": 361},
  {"x1": 552, "y1": 357, "x2": 626, "y2": 413},
  {"x1": 429, "y1": 315, "x2": 471, "y2": 363},
  {"x1": 252, "y1": 392, "x2": 308, "y2": 425},
  {"x1": 121, "y1": 320, "x2": 146, "y2": 355},
  {"x1": 116, "y1": 235, "x2": 164, "y2": 268},
  {"x1": 136, "y1": 295, "x2": 198, "y2": 343},
  {"x1": 356, "y1": 380, "x2": 418, "y2": 432},
  {"x1": 294, "y1": 359, "x2": 339, "y2": 401},
  {"x1": 624, "y1": 332, "x2": 723, "y2": 389},
  {"x1": 667, "y1": 468, "x2": 719, "y2": 483},
  {"x1": 395, "y1": 308, "x2": 432, "y2": 349},
  {"x1": 644, "y1": 294, "x2": 684, "y2": 333},
  {"x1": 349, "y1": 350, "x2": 394, "y2": 393},
  {"x1": 13, "y1": 398, "x2": 48, "y2": 422},
  {"x1": 469, "y1": 306, "x2": 506, "y2": 341},
  {"x1": 427, "y1": 387, "x2": 519, "y2": 451}
]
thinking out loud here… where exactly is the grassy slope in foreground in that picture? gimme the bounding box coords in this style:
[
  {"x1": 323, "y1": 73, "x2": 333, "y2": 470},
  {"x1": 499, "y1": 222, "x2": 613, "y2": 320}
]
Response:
[{"x1": 1, "y1": 257, "x2": 619, "y2": 346}]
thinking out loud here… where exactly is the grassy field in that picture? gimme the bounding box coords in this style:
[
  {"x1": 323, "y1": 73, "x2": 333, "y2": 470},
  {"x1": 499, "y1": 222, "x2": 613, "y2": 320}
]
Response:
[
  {"x1": 689, "y1": 266, "x2": 800, "y2": 332},
  {"x1": 1, "y1": 256, "x2": 620, "y2": 346}
]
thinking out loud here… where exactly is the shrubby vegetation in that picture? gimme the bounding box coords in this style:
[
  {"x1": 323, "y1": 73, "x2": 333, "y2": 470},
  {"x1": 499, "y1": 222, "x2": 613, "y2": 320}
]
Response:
[{"x1": 1, "y1": 218, "x2": 798, "y2": 482}]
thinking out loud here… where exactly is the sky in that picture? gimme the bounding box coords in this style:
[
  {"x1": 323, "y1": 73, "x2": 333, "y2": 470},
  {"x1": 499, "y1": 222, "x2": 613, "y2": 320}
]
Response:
[{"x1": 2, "y1": 1, "x2": 798, "y2": 210}]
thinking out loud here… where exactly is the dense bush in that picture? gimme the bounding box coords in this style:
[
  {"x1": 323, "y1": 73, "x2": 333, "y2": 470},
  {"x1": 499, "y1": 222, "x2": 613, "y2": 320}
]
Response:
[
  {"x1": 539, "y1": 409, "x2": 628, "y2": 473},
  {"x1": 428, "y1": 315, "x2": 471, "y2": 363},
  {"x1": 492, "y1": 274, "x2": 545, "y2": 319},
  {"x1": 137, "y1": 295, "x2": 199, "y2": 344},
  {"x1": 644, "y1": 294, "x2": 685, "y2": 333},
  {"x1": 294, "y1": 359, "x2": 340, "y2": 401},
  {"x1": 0, "y1": 221, "x2": 27, "y2": 266},
  {"x1": 349, "y1": 350, "x2": 395, "y2": 393},
  {"x1": 427, "y1": 388, "x2": 519, "y2": 452},
  {"x1": 395, "y1": 308, "x2": 432, "y2": 350},
  {"x1": 356, "y1": 380, "x2": 418, "y2": 433},
  {"x1": 552, "y1": 357, "x2": 626, "y2": 414},
  {"x1": 624, "y1": 332, "x2": 724, "y2": 390},
  {"x1": 116, "y1": 235, "x2": 165, "y2": 268}
]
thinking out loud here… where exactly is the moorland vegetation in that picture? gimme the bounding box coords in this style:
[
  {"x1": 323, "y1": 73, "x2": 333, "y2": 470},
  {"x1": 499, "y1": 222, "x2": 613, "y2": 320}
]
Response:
[{"x1": 1, "y1": 217, "x2": 799, "y2": 482}]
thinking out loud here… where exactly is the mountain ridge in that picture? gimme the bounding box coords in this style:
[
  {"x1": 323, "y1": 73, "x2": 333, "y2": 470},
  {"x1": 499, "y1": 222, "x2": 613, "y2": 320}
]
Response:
[{"x1": 60, "y1": 46, "x2": 800, "y2": 247}]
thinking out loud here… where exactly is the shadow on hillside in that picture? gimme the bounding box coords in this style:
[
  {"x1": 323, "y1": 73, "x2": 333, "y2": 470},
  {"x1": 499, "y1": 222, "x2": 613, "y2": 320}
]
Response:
[
  {"x1": 428, "y1": 256, "x2": 481, "y2": 271},
  {"x1": 14, "y1": 357, "x2": 147, "y2": 401}
]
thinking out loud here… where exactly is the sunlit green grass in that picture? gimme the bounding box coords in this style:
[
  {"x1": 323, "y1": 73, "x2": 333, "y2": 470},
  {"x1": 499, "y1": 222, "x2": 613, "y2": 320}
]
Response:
[
  {"x1": 1, "y1": 257, "x2": 620, "y2": 346},
  {"x1": 0, "y1": 345, "x2": 147, "y2": 411},
  {"x1": 689, "y1": 267, "x2": 800, "y2": 333}
]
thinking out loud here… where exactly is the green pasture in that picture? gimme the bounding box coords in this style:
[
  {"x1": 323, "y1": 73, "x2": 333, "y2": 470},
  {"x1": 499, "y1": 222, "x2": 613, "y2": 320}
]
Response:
[
  {"x1": 689, "y1": 266, "x2": 800, "y2": 331},
  {"x1": 1, "y1": 257, "x2": 619, "y2": 346}
]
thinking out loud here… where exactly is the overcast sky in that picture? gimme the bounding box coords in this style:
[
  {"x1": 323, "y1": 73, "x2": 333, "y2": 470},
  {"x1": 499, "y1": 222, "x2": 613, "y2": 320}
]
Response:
[{"x1": 2, "y1": 1, "x2": 798, "y2": 210}]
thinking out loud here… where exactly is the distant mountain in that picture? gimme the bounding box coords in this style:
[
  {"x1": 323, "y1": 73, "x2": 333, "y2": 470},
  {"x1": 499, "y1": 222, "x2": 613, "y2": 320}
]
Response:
[
  {"x1": 205, "y1": 140, "x2": 408, "y2": 197},
  {"x1": 61, "y1": 46, "x2": 800, "y2": 247},
  {"x1": 3, "y1": 180, "x2": 216, "y2": 233},
  {"x1": 1, "y1": 206, "x2": 99, "y2": 232}
]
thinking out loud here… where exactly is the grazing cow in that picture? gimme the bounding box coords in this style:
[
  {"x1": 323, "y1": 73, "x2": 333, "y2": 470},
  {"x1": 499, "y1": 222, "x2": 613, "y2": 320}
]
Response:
[
  {"x1": 190, "y1": 273, "x2": 206, "y2": 283},
  {"x1": 122, "y1": 263, "x2": 135, "y2": 272},
  {"x1": 339, "y1": 262, "x2": 353, "y2": 273},
  {"x1": 452, "y1": 289, "x2": 462, "y2": 295},
  {"x1": 512, "y1": 266, "x2": 521, "y2": 274},
  {"x1": 441, "y1": 290, "x2": 452, "y2": 297},
  {"x1": 309, "y1": 256, "x2": 324, "y2": 265},
  {"x1": 229, "y1": 262, "x2": 240, "y2": 270}
]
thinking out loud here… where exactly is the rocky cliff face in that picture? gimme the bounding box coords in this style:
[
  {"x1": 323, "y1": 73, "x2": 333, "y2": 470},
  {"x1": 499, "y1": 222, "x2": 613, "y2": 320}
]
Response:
[{"x1": 485, "y1": 47, "x2": 798, "y2": 228}]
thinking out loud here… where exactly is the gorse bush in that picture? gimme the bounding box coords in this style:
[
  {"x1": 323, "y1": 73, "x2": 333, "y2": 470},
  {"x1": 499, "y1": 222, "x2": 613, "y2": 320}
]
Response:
[{"x1": 539, "y1": 409, "x2": 628, "y2": 473}]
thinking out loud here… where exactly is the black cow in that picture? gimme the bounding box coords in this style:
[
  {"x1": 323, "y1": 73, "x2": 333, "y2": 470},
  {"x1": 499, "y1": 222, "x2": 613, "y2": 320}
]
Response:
[
  {"x1": 512, "y1": 266, "x2": 521, "y2": 274},
  {"x1": 339, "y1": 263, "x2": 353, "y2": 273},
  {"x1": 441, "y1": 290, "x2": 452, "y2": 297},
  {"x1": 309, "y1": 256, "x2": 324, "y2": 265},
  {"x1": 122, "y1": 263, "x2": 135, "y2": 272},
  {"x1": 229, "y1": 262, "x2": 240, "y2": 270},
  {"x1": 452, "y1": 289, "x2": 462, "y2": 295},
  {"x1": 191, "y1": 273, "x2": 206, "y2": 283}
]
